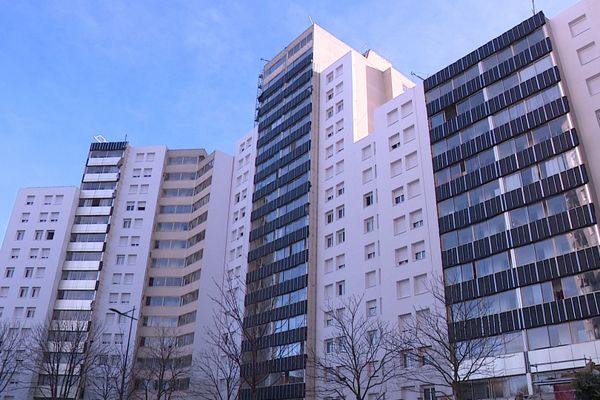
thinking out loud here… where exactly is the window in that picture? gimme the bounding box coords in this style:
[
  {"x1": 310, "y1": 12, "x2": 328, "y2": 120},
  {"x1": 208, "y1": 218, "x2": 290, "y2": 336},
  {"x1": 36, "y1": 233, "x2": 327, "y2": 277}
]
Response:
[
  {"x1": 413, "y1": 241, "x2": 426, "y2": 260},
  {"x1": 336, "y1": 100, "x2": 344, "y2": 113},
  {"x1": 335, "y1": 65, "x2": 343, "y2": 77},
  {"x1": 336, "y1": 205, "x2": 345, "y2": 219},
  {"x1": 124, "y1": 273, "x2": 134, "y2": 285},
  {"x1": 393, "y1": 216, "x2": 407, "y2": 235},
  {"x1": 128, "y1": 184, "x2": 138, "y2": 194},
  {"x1": 365, "y1": 243, "x2": 376, "y2": 260},
  {"x1": 577, "y1": 42, "x2": 599, "y2": 65},
  {"x1": 123, "y1": 219, "x2": 132, "y2": 229},
  {"x1": 362, "y1": 144, "x2": 373, "y2": 160},
  {"x1": 390, "y1": 159, "x2": 402, "y2": 176},
  {"x1": 364, "y1": 217, "x2": 375, "y2": 233},
  {"x1": 362, "y1": 167, "x2": 374, "y2": 183},
  {"x1": 407, "y1": 179, "x2": 421, "y2": 198},
  {"x1": 365, "y1": 270, "x2": 377, "y2": 288},
  {"x1": 366, "y1": 299, "x2": 377, "y2": 316},
  {"x1": 389, "y1": 133, "x2": 401, "y2": 150},
  {"x1": 109, "y1": 293, "x2": 118, "y2": 304},
  {"x1": 326, "y1": 234, "x2": 334, "y2": 248},
  {"x1": 335, "y1": 82, "x2": 343, "y2": 94},
  {"x1": 131, "y1": 236, "x2": 140, "y2": 247},
  {"x1": 46, "y1": 230, "x2": 54, "y2": 240},
  {"x1": 397, "y1": 279, "x2": 410, "y2": 298},
  {"x1": 335, "y1": 119, "x2": 344, "y2": 133},
  {"x1": 414, "y1": 274, "x2": 427, "y2": 295},
  {"x1": 326, "y1": 145, "x2": 334, "y2": 158},
  {"x1": 403, "y1": 125, "x2": 416, "y2": 143},
  {"x1": 336, "y1": 182, "x2": 345, "y2": 196},
  {"x1": 423, "y1": 387, "x2": 436, "y2": 400},
  {"x1": 116, "y1": 254, "x2": 125, "y2": 265},
  {"x1": 43, "y1": 195, "x2": 52, "y2": 205},
  {"x1": 34, "y1": 230, "x2": 43, "y2": 240},
  {"x1": 325, "y1": 339, "x2": 334, "y2": 353},
  {"x1": 569, "y1": 14, "x2": 590, "y2": 37},
  {"x1": 405, "y1": 151, "x2": 418, "y2": 170},
  {"x1": 26, "y1": 195, "x2": 35, "y2": 205},
  {"x1": 335, "y1": 160, "x2": 344, "y2": 174},
  {"x1": 41, "y1": 248, "x2": 49, "y2": 259},
  {"x1": 587, "y1": 73, "x2": 600, "y2": 96},
  {"x1": 326, "y1": 72, "x2": 334, "y2": 83},
  {"x1": 392, "y1": 187, "x2": 405, "y2": 205},
  {"x1": 325, "y1": 258, "x2": 333, "y2": 273},
  {"x1": 16, "y1": 230, "x2": 24, "y2": 240},
  {"x1": 126, "y1": 201, "x2": 135, "y2": 211},
  {"x1": 132, "y1": 168, "x2": 141, "y2": 178},
  {"x1": 387, "y1": 108, "x2": 399, "y2": 125},
  {"x1": 410, "y1": 209, "x2": 424, "y2": 229},
  {"x1": 326, "y1": 107, "x2": 334, "y2": 119},
  {"x1": 325, "y1": 211, "x2": 334, "y2": 224},
  {"x1": 29, "y1": 248, "x2": 39, "y2": 259},
  {"x1": 137, "y1": 201, "x2": 146, "y2": 211},
  {"x1": 325, "y1": 284, "x2": 334, "y2": 299},
  {"x1": 143, "y1": 168, "x2": 152, "y2": 177},
  {"x1": 401, "y1": 100, "x2": 413, "y2": 118},
  {"x1": 38, "y1": 212, "x2": 46, "y2": 222},
  {"x1": 396, "y1": 246, "x2": 409, "y2": 266},
  {"x1": 21, "y1": 213, "x2": 30, "y2": 223},
  {"x1": 135, "y1": 152, "x2": 144, "y2": 162},
  {"x1": 112, "y1": 273, "x2": 122, "y2": 284},
  {"x1": 326, "y1": 126, "x2": 334, "y2": 138},
  {"x1": 25, "y1": 267, "x2": 34, "y2": 278},
  {"x1": 127, "y1": 254, "x2": 137, "y2": 265},
  {"x1": 146, "y1": 152, "x2": 155, "y2": 161},
  {"x1": 5, "y1": 268, "x2": 14, "y2": 278},
  {"x1": 336, "y1": 229, "x2": 345, "y2": 244},
  {"x1": 10, "y1": 248, "x2": 20, "y2": 259},
  {"x1": 0, "y1": 287, "x2": 8, "y2": 298},
  {"x1": 364, "y1": 192, "x2": 374, "y2": 207},
  {"x1": 26, "y1": 307, "x2": 35, "y2": 318},
  {"x1": 336, "y1": 254, "x2": 345, "y2": 270},
  {"x1": 50, "y1": 212, "x2": 59, "y2": 222},
  {"x1": 121, "y1": 293, "x2": 131, "y2": 304},
  {"x1": 18, "y1": 287, "x2": 28, "y2": 298},
  {"x1": 325, "y1": 312, "x2": 334, "y2": 326},
  {"x1": 336, "y1": 281, "x2": 346, "y2": 296},
  {"x1": 326, "y1": 89, "x2": 333, "y2": 101},
  {"x1": 35, "y1": 267, "x2": 45, "y2": 278}
]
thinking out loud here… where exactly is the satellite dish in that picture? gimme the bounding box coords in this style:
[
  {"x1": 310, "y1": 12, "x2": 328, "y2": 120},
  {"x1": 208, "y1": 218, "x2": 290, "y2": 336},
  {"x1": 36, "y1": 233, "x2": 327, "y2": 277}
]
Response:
[{"x1": 94, "y1": 135, "x2": 107, "y2": 143}]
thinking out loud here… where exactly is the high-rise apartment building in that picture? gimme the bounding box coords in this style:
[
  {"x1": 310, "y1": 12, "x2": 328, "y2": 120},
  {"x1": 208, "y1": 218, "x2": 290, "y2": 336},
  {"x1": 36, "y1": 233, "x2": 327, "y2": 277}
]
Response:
[
  {"x1": 424, "y1": 1, "x2": 600, "y2": 397},
  {"x1": 1, "y1": 1, "x2": 599, "y2": 399},
  {"x1": 0, "y1": 142, "x2": 233, "y2": 399}
]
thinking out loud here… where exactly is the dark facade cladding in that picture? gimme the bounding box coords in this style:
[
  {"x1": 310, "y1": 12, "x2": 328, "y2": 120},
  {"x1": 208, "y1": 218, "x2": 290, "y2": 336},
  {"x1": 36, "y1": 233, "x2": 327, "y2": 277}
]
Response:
[
  {"x1": 242, "y1": 38, "x2": 314, "y2": 400},
  {"x1": 425, "y1": 12, "x2": 600, "y2": 352}
]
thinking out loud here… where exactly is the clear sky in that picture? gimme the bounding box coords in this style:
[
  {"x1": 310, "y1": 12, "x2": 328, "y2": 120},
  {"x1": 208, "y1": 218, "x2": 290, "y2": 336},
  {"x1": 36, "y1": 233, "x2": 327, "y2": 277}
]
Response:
[{"x1": 0, "y1": 0, "x2": 578, "y2": 241}]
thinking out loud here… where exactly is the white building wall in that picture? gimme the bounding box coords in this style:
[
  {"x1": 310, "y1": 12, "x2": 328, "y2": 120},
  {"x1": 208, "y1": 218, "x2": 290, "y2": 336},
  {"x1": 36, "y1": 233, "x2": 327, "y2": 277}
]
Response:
[
  {"x1": 94, "y1": 146, "x2": 168, "y2": 356},
  {"x1": 0, "y1": 186, "x2": 78, "y2": 398}
]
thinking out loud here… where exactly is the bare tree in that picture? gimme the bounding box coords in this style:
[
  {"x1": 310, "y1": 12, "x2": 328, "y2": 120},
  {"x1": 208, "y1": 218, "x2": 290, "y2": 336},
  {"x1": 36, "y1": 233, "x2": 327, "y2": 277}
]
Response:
[
  {"x1": 309, "y1": 294, "x2": 407, "y2": 400},
  {"x1": 24, "y1": 317, "x2": 102, "y2": 400},
  {"x1": 401, "y1": 277, "x2": 505, "y2": 400},
  {"x1": 89, "y1": 342, "x2": 134, "y2": 400},
  {"x1": 192, "y1": 345, "x2": 239, "y2": 400},
  {"x1": 201, "y1": 276, "x2": 277, "y2": 400},
  {"x1": 0, "y1": 321, "x2": 25, "y2": 395},
  {"x1": 132, "y1": 327, "x2": 190, "y2": 400}
]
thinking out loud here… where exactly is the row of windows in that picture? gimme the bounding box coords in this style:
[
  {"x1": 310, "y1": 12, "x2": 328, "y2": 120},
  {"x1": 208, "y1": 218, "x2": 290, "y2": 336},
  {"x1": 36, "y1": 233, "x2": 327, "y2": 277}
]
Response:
[
  {"x1": 437, "y1": 149, "x2": 582, "y2": 219},
  {"x1": 8, "y1": 247, "x2": 51, "y2": 259},
  {"x1": 0, "y1": 285, "x2": 40, "y2": 299},
  {"x1": 4, "y1": 266, "x2": 46, "y2": 279},
  {"x1": 24, "y1": 194, "x2": 65, "y2": 206},
  {"x1": 19, "y1": 212, "x2": 59, "y2": 223},
  {"x1": 15, "y1": 229, "x2": 55, "y2": 241}
]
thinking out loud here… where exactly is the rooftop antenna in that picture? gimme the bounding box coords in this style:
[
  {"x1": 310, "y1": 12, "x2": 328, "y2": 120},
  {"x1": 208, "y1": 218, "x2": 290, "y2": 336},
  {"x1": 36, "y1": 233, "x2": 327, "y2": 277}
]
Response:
[
  {"x1": 411, "y1": 72, "x2": 425, "y2": 81},
  {"x1": 94, "y1": 135, "x2": 107, "y2": 143},
  {"x1": 124, "y1": 133, "x2": 128, "y2": 142},
  {"x1": 308, "y1": 16, "x2": 314, "y2": 25},
  {"x1": 532, "y1": 0, "x2": 536, "y2": 15},
  {"x1": 260, "y1": 58, "x2": 269, "y2": 63}
]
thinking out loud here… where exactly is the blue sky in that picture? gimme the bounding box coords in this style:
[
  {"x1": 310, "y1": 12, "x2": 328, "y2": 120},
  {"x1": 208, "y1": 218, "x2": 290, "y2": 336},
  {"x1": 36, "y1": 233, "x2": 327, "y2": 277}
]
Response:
[{"x1": 0, "y1": 0, "x2": 577, "y2": 240}]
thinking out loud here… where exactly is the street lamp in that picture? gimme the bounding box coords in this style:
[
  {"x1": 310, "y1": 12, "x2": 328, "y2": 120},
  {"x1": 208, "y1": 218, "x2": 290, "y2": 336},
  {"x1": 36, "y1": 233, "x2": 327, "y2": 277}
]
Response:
[{"x1": 109, "y1": 306, "x2": 137, "y2": 400}]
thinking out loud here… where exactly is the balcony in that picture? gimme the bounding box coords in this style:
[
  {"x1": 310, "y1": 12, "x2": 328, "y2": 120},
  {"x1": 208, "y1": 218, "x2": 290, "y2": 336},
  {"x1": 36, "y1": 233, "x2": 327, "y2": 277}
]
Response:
[
  {"x1": 79, "y1": 189, "x2": 115, "y2": 199},
  {"x1": 67, "y1": 242, "x2": 104, "y2": 252},
  {"x1": 63, "y1": 261, "x2": 101, "y2": 271},
  {"x1": 87, "y1": 156, "x2": 122, "y2": 166},
  {"x1": 54, "y1": 299, "x2": 93, "y2": 310},
  {"x1": 76, "y1": 206, "x2": 112, "y2": 216},
  {"x1": 71, "y1": 224, "x2": 109, "y2": 234},
  {"x1": 59, "y1": 280, "x2": 97, "y2": 291},
  {"x1": 83, "y1": 172, "x2": 119, "y2": 182}
]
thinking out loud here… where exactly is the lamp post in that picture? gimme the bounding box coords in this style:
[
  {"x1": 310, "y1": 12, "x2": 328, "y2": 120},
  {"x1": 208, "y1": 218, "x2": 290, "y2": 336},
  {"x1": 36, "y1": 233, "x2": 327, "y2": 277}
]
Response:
[{"x1": 109, "y1": 306, "x2": 137, "y2": 400}]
